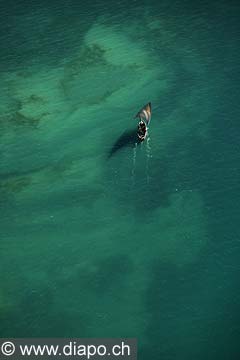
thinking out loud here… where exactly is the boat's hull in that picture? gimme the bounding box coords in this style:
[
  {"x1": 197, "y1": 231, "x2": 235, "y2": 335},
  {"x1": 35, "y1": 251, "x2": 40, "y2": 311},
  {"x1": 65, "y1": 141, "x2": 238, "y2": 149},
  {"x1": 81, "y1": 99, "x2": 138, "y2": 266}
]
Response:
[{"x1": 137, "y1": 129, "x2": 148, "y2": 142}]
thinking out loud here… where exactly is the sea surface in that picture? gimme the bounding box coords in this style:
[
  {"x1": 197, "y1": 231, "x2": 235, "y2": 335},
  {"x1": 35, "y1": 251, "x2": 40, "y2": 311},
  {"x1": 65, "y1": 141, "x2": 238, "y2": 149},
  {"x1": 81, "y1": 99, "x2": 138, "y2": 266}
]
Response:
[{"x1": 0, "y1": 0, "x2": 240, "y2": 359}]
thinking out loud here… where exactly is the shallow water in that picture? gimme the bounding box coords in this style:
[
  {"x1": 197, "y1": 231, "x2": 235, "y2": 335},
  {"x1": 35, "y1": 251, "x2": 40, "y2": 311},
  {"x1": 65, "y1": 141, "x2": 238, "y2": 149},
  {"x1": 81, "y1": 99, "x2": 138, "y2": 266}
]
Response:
[{"x1": 0, "y1": 0, "x2": 240, "y2": 359}]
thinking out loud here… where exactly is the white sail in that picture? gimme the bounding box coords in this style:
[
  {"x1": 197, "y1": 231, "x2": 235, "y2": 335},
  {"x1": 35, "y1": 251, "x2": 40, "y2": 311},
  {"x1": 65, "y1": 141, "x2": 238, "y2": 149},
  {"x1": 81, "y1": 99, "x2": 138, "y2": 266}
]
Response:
[{"x1": 135, "y1": 102, "x2": 152, "y2": 126}]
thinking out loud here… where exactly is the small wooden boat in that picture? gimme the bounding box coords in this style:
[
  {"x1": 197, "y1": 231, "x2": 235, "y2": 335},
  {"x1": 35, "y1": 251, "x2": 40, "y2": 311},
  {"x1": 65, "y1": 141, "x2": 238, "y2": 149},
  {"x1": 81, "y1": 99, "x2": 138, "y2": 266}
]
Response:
[
  {"x1": 137, "y1": 120, "x2": 148, "y2": 141},
  {"x1": 135, "y1": 102, "x2": 152, "y2": 142}
]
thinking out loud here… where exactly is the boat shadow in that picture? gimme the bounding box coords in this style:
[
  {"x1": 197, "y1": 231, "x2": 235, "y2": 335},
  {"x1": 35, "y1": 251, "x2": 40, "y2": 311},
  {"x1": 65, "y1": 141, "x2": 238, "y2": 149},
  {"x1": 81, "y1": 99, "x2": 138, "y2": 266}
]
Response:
[{"x1": 108, "y1": 128, "x2": 141, "y2": 158}]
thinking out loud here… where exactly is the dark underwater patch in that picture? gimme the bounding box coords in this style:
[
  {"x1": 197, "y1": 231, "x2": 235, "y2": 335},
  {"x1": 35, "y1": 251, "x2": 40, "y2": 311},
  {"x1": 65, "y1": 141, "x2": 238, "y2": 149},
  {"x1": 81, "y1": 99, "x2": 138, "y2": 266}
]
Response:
[{"x1": 78, "y1": 254, "x2": 134, "y2": 294}]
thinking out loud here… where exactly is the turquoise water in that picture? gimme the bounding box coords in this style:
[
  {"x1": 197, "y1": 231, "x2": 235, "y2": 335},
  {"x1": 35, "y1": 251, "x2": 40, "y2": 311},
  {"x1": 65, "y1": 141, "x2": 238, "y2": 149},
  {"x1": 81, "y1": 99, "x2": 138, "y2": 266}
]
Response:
[{"x1": 1, "y1": 0, "x2": 240, "y2": 358}]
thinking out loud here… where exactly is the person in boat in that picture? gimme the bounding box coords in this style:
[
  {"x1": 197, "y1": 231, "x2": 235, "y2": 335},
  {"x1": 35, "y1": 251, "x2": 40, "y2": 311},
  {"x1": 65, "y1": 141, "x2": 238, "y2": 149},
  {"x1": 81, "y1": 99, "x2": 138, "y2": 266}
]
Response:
[{"x1": 138, "y1": 120, "x2": 147, "y2": 138}]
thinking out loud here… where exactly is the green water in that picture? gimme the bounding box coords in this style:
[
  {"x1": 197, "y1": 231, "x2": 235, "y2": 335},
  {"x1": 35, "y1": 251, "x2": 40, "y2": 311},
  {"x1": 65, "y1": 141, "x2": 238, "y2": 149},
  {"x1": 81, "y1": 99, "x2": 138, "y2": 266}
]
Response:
[{"x1": 0, "y1": 0, "x2": 240, "y2": 358}]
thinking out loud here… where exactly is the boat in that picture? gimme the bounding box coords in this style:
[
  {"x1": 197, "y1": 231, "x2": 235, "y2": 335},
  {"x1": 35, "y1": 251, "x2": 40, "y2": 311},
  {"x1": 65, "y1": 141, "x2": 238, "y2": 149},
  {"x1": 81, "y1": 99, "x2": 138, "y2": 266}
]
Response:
[{"x1": 135, "y1": 102, "x2": 152, "y2": 142}]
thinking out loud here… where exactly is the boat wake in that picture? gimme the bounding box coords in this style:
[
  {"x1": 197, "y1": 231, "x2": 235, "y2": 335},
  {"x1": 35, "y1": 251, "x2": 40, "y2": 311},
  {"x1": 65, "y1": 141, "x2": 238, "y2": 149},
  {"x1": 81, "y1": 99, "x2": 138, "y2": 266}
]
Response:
[
  {"x1": 131, "y1": 136, "x2": 152, "y2": 187},
  {"x1": 146, "y1": 136, "x2": 152, "y2": 184},
  {"x1": 131, "y1": 142, "x2": 138, "y2": 187},
  {"x1": 131, "y1": 101, "x2": 153, "y2": 186}
]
